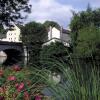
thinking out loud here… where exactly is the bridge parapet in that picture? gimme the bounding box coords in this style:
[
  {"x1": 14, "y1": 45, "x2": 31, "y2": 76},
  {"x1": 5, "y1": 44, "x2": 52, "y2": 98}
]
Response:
[{"x1": 0, "y1": 41, "x2": 24, "y2": 55}]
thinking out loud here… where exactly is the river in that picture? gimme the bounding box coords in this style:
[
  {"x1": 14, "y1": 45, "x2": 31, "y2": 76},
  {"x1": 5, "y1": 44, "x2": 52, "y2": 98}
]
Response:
[{"x1": 0, "y1": 56, "x2": 28, "y2": 67}]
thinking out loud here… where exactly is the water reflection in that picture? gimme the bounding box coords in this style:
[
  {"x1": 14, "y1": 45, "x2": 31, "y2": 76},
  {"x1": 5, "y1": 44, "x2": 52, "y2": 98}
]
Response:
[
  {"x1": 0, "y1": 51, "x2": 7, "y2": 65},
  {"x1": 0, "y1": 50, "x2": 28, "y2": 66},
  {"x1": 0, "y1": 56, "x2": 28, "y2": 67},
  {"x1": 0, "y1": 56, "x2": 7, "y2": 65},
  {"x1": 4, "y1": 56, "x2": 21, "y2": 66}
]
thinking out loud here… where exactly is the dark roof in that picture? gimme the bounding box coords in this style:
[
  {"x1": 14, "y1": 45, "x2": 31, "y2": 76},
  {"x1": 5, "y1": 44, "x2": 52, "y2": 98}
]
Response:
[{"x1": 61, "y1": 28, "x2": 70, "y2": 34}]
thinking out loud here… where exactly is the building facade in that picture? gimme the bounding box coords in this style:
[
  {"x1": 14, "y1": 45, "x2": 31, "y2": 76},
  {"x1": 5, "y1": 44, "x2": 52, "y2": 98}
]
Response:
[
  {"x1": 1, "y1": 24, "x2": 22, "y2": 42},
  {"x1": 43, "y1": 26, "x2": 71, "y2": 47}
]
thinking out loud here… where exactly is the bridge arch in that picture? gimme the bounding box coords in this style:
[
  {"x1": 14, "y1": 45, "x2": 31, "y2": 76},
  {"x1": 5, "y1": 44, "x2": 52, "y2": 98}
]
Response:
[
  {"x1": 0, "y1": 41, "x2": 25, "y2": 65},
  {"x1": 2, "y1": 49, "x2": 23, "y2": 65}
]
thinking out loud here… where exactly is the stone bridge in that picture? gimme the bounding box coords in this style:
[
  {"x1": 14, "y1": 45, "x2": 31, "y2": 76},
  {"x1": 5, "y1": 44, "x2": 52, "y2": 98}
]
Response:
[{"x1": 0, "y1": 41, "x2": 24, "y2": 65}]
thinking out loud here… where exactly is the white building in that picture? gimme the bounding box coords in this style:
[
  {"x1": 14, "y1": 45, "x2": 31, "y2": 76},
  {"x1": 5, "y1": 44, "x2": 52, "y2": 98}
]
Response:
[
  {"x1": 43, "y1": 26, "x2": 71, "y2": 47},
  {"x1": 1, "y1": 24, "x2": 22, "y2": 42}
]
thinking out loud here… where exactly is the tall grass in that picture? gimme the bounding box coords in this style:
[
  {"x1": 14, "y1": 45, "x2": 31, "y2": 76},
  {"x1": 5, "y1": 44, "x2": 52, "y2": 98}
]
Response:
[{"x1": 33, "y1": 57, "x2": 100, "y2": 100}]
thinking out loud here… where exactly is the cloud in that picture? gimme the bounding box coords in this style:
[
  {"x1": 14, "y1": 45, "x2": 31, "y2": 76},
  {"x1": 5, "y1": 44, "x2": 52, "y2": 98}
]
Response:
[
  {"x1": 25, "y1": 0, "x2": 76, "y2": 27},
  {"x1": 25, "y1": 0, "x2": 100, "y2": 28}
]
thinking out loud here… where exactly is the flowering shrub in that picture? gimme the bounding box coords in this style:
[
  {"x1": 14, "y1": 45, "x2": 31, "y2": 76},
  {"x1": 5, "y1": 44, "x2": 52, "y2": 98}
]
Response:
[
  {"x1": 35, "y1": 95, "x2": 42, "y2": 100},
  {"x1": 0, "y1": 66, "x2": 45, "y2": 100},
  {"x1": 0, "y1": 70, "x2": 3, "y2": 77},
  {"x1": 7, "y1": 76, "x2": 16, "y2": 81},
  {"x1": 13, "y1": 65, "x2": 21, "y2": 71}
]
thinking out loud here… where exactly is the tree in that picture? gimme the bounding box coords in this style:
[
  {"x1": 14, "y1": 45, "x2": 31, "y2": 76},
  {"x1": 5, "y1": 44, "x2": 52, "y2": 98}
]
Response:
[
  {"x1": 21, "y1": 21, "x2": 47, "y2": 66},
  {"x1": 70, "y1": 9, "x2": 92, "y2": 46},
  {"x1": 21, "y1": 21, "x2": 47, "y2": 44},
  {"x1": 0, "y1": 0, "x2": 31, "y2": 26},
  {"x1": 87, "y1": 3, "x2": 92, "y2": 13},
  {"x1": 70, "y1": 5, "x2": 93, "y2": 33},
  {"x1": 40, "y1": 42, "x2": 68, "y2": 58},
  {"x1": 70, "y1": 7, "x2": 100, "y2": 47},
  {"x1": 43, "y1": 21, "x2": 60, "y2": 30},
  {"x1": 74, "y1": 25, "x2": 100, "y2": 57},
  {"x1": 40, "y1": 42, "x2": 71, "y2": 71},
  {"x1": 70, "y1": 6, "x2": 100, "y2": 58},
  {"x1": 0, "y1": 25, "x2": 4, "y2": 33}
]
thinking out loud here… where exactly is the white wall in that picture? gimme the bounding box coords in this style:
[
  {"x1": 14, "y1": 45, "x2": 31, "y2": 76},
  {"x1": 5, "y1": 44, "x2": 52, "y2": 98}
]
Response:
[
  {"x1": 48, "y1": 26, "x2": 52, "y2": 40},
  {"x1": 2, "y1": 25, "x2": 22, "y2": 42},
  {"x1": 48, "y1": 27, "x2": 61, "y2": 40},
  {"x1": 48, "y1": 31, "x2": 51, "y2": 40},
  {"x1": 52, "y1": 27, "x2": 60, "y2": 39}
]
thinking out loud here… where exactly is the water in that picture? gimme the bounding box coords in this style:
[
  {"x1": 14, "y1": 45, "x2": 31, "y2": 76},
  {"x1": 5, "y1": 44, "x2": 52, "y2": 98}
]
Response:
[
  {"x1": 0, "y1": 56, "x2": 28, "y2": 67},
  {"x1": 0, "y1": 56, "x2": 7, "y2": 65}
]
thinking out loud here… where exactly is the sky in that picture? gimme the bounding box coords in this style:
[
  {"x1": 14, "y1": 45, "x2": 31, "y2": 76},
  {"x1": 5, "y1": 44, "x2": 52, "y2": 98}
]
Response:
[{"x1": 25, "y1": 0, "x2": 100, "y2": 28}]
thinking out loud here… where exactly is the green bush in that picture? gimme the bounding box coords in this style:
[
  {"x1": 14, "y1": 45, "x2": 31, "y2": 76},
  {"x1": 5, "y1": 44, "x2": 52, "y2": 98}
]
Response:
[{"x1": 40, "y1": 41, "x2": 71, "y2": 71}]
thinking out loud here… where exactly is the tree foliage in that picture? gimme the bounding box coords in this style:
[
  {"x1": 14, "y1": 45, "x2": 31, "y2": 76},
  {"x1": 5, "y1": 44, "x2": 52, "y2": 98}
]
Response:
[
  {"x1": 43, "y1": 21, "x2": 60, "y2": 30},
  {"x1": 40, "y1": 42, "x2": 68, "y2": 59},
  {"x1": 21, "y1": 21, "x2": 47, "y2": 44},
  {"x1": 40, "y1": 42, "x2": 71, "y2": 70},
  {"x1": 21, "y1": 21, "x2": 47, "y2": 66},
  {"x1": 70, "y1": 7, "x2": 100, "y2": 45},
  {"x1": 75, "y1": 25, "x2": 100, "y2": 57},
  {"x1": 70, "y1": 6, "x2": 100, "y2": 57},
  {"x1": 0, "y1": 25, "x2": 4, "y2": 33},
  {"x1": 0, "y1": 0, "x2": 31, "y2": 26}
]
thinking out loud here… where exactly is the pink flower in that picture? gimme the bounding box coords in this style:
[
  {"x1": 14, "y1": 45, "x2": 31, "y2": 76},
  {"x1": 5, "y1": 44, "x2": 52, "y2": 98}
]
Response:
[
  {"x1": 17, "y1": 83, "x2": 24, "y2": 92},
  {"x1": 13, "y1": 65, "x2": 21, "y2": 71},
  {"x1": 26, "y1": 80, "x2": 31, "y2": 86},
  {"x1": 0, "y1": 96, "x2": 4, "y2": 100},
  {"x1": 0, "y1": 87, "x2": 4, "y2": 93},
  {"x1": 15, "y1": 83, "x2": 19, "y2": 88},
  {"x1": 24, "y1": 91, "x2": 30, "y2": 100},
  {"x1": 8, "y1": 76, "x2": 16, "y2": 81},
  {"x1": 0, "y1": 70, "x2": 3, "y2": 77},
  {"x1": 35, "y1": 96, "x2": 41, "y2": 100}
]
